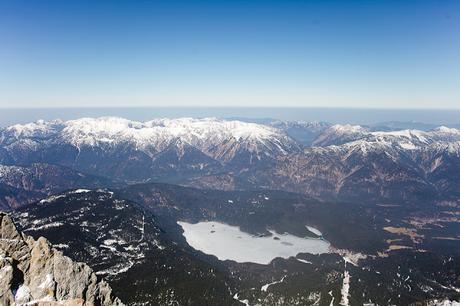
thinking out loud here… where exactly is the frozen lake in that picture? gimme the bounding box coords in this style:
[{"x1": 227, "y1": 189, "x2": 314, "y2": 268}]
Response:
[{"x1": 178, "y1": 221, "x2": 330, "y2": 264}]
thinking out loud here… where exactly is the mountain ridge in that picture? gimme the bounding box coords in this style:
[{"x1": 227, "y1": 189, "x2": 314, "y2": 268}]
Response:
[{"x1": 1, "y1": 117, "x2": 460, "y2": 206}]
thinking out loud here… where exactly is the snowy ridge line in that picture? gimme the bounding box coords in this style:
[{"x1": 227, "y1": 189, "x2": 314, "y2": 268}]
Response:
[
  {"x1": 0, "y1": 117, "x2": 298, "y2": 161},
  {"x1": 3, "y1": 117, "x2": 460, "y2": 160},
  {"x1": 312, "y1": 123, "x2": 460, "y2": 150},
  {"x1": 3, "y1": 116, "x2": 288, "y2": 143}
]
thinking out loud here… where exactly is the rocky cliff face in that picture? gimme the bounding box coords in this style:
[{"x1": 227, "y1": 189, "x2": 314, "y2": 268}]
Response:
[{"x1": 0, "y1": 212, "x2": 123, "y2": 306}]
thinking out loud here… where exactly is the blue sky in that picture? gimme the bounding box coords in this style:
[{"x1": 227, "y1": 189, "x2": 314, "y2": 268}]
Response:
[{"x1": 0, "y1": 0, "x2": 459, "y2": 108}]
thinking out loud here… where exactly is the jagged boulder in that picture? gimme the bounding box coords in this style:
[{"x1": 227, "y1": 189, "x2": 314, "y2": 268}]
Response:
[{"x1": 0, "y1": 212, "x2": 123, "y2": 306}]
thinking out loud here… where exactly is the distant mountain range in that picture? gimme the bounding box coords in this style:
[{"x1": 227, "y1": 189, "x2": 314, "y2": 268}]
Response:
[{"x1": 1, "y1": 117, "x2": 460, "y2": 209}]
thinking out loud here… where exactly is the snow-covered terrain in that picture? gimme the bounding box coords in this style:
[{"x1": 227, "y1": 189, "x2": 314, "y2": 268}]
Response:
[
  {"x1": 312, "y1": 124, "x2": 460, "y2": 151},
  {"x1": 3, "y1": 118, "x2": 460, "y2": 157},
  {"x1": 177, "y1": 221, "x2": 330, "y2": 264},
  {"x1": 1, "y1": 117, "x2": 298, "y2": 162}
]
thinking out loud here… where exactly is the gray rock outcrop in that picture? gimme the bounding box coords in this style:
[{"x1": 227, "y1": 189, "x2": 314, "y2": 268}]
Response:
[{"x1": 0, "y1": 212, "x2": 123, "y2": 306}]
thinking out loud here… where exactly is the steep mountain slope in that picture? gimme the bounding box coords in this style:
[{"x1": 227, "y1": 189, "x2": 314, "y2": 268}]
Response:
[
  {"x1": 2, "y1": 117, "x2": 460, "y2": 204},
  {"x1": 187, "y1": 125, "x2": 460, "y2": 203},
  {"x1": 0, "y1": 212, "x2": 122, "y2": 305},
  {"x1": 269, "y1": 120, "x2": 331, "y2": 146},
  {"x1": 0, "y1": 182, "x2": 41, "y2": 211},
  {"x1": 12, "y1": 189, "x2": 240, "y2": 305},
  {"x1": 10, "y1": 186, "x2": 350, "y2": 305},
  {"x1": 0, "y1": 117, "x2": 299, "y2": 182},
  {"x1": 266, "y1": 126, "x2": 460, "y2": 202},
  {"x1": 312, "y1": 124, "x2": 369, "y2": 146},
  {"x1": 0, "y1": 163, "x2": 114, "y2": 210}
]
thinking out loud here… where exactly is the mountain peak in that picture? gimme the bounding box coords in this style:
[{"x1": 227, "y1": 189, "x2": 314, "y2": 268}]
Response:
[{"x1": 434, "y1": 126, "x2": 460, "y2": 134}]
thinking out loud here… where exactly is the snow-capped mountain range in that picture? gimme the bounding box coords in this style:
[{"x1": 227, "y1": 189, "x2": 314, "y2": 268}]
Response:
[
  {"x1": 1, "y1": 117, "x2": 297, "y2": 161},
  {"x1": 3, "y1": 117, "x2": 459, "y2": 159},
  {"x1": 1, "y1": 116, "x2": 460, "y2": 207},
  {"x1": 262, "y1": 124, "x2": 460, "y2": 202},
  {"x1": 313, "y1": 124, "x2": 460, "y2": 148}
]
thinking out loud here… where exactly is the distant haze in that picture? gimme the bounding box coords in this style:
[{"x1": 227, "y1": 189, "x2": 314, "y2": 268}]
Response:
[{"x1": 1, "y1": 107, "x2": 460, "y2": 127}]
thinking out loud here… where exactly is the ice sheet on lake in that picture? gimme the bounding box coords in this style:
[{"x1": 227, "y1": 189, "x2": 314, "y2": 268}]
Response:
[{"x1": 178, "y1": 221, "x2": 330, "y2": 265}]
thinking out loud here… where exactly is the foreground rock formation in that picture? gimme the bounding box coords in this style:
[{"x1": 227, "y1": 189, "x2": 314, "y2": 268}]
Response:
[{"x1": 0, "y1": 212, "x2": 123, "y2": 306}]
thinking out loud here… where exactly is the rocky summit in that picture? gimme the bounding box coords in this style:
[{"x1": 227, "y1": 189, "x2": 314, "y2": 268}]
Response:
[{"x1": 0, "y1": 212, "x2": 123, "y2": 306}]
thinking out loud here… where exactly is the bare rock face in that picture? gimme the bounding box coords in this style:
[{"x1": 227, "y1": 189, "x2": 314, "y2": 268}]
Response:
[{"x1": 0, "y1": 212, "x2": 123, "y2": 306}]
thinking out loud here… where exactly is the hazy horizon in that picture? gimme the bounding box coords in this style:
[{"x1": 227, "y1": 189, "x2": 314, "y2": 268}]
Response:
[{"x1": 1, "y1": 107, "x2": 460, "y2": 127}]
